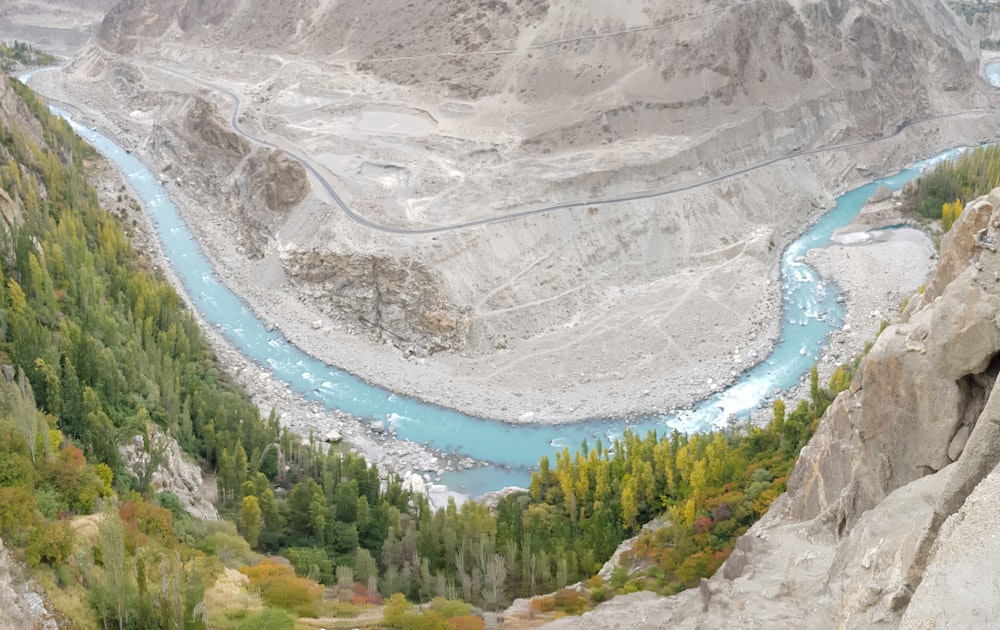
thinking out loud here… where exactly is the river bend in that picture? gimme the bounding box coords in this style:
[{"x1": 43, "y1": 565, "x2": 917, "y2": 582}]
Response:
[{"x1": 36, "y1": 82, "x2": 963, "y2": 495}]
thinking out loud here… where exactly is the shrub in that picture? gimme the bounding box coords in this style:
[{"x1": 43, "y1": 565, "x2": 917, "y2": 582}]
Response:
[
  {"x1": 119, "y1": 499, "x2": 173, "y2": 544},
  {"x1": 194, "y1": 521, "x2": 257, "y2": 568},
  {"x1": 529, "y1": 595, "x2": 555, "y2": 614},
  {"x1": 622, "y1": 579, "x2": 643, "y2": 594},
  {"x1": 552, "y1": 588, "x2": 589, "y2": 614},
  {"x1": 352, "y1": 581, "x2": 382, "y2": 605},
  {"x1": 609, "y1": 566, "x2": 629, "y2": 590},
  {"x1": 240, "y1": 607, "x2": 294, "y2": 630},
  {"x1": 240, "y1": 557, "x2": 322, "y2": 618},
  {"x1": 589, "y1": 585, "x2": 608, "y2": 603},
  {"x1": 26, "y1": 519, "x2": 72, "y2": 567},
  {"x1": 448, "y1": 614, "x2": 485, "y2": 630},
  {"x1": 285, "y1": 546, "x2": 333, "y2": 584},
  {"x1": 430, "y1": 597, "x2": 474, "y2": 618},
  {"x1": 330, "y1": 601, "x2": 362, "y2": 617},
  {"x1": 0, "y1": 451, "x2": 35, "y2": 489},
  {"x1": 155, "y1": 491, "x2": 188, "y2": 524},
  {"x1": 0, "y1": 486, "x2": 36, "y2": 543}
]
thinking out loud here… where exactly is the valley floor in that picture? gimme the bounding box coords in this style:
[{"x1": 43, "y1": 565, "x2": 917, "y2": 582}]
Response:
[
  {"x1": 60, "y1": 63, "x2": 936, "y2": 488},
  {"x1": 4, "y1": 0, "x2": 989, "y2": 490}
]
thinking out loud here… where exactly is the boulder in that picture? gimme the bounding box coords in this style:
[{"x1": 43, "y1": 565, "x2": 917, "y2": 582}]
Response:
[
  {"x1": 402, "y1": 472, "x2": 426, "y2": 495},
  {"x1": 0, "y1": 537, "x2": 59, "y2": 630},
  {"x1": 947, "y1": 425, "x2": 971, "y2": 462}
]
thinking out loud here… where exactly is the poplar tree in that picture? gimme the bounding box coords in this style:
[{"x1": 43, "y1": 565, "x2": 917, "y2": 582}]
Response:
[{"x1": 239, "y1": 495, "x2": 262, "y2": 549}]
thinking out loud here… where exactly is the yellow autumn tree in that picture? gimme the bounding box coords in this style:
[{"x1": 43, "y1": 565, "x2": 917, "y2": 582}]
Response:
[{"x1": 942, "y1": 198, "x2": 963, "y2": 232}]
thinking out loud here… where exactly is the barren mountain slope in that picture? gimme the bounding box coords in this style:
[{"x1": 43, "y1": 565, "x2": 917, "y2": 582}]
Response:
[
  {"x1": 27, "y1": 0, "x2": 1000, "y2": 423},
  {"x1": 0, "y1": 0, "x2": 113, "y2": 55}
]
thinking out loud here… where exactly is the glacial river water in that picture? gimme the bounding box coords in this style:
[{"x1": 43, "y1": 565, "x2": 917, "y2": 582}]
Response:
[{"x1": 42, "y1": 89, "x2": 965, "y2": 496}]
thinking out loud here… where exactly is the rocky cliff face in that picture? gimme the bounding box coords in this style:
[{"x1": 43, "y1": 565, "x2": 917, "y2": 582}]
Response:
[
  {"x1": 147, "y1": 96, "x2": 307, "y2": 259},
  {"x1": 97, "y1": 0, "x2": 978, "y2": 142},
  {"x1": 280, "y1": 249, "x2": 471, "y2": 354},
  {"x1": 0, "y1": 537, "x2": 60, "y2": 630},
  {"x1": 540, "y1": 188, "x2": 1000, "y2": 628}
]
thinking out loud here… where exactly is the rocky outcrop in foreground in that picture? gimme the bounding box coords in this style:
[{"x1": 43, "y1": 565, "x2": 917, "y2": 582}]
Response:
[
  {"x1": 541, "y1": 188, "x2": 1000, "y2": 628},
  {"x1": 0, "y1": 537, "x2": 59, "y2": 630},
  {"x1": 119, "y1": 426, "x2": 220, "y2": 521}
]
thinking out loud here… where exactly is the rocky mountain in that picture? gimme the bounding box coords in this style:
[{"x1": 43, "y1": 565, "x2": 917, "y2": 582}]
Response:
[
  {"x1": 539, "y1": 188, "x2": 1000, "y2": 628},
  {"x1": 32, "y1": 0, "x2": 1000, "y2": 423}
]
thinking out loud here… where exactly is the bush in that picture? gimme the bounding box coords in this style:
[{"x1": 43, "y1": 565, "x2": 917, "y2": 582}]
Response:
[
  {"x1": 429, "y1": 597, "x2": 474, "y2": 618},
  {"x1": 155, "y1": 491, "x2": 188, "y2": 524},
  {"x1": 26, "y1": 519, "x2": 72, "y2": 567},
  {"x1": 589, "y1": 585, "x2": 608, "y2": 603},
  {"x1": 240, "y1": 558, "x2": 322, "y2": 618},
  {"x1": 119, "y1": 499, "x2": 173, "y2": 539},
  {"x1": 33, "y1": 486, "x2": 68, "y2": 520},
  {"x1": 285, "y1": 546, "x2": 333, "y2": 584},
  {"x1": 529, "y1": 595, "x2": 555, "y2": 613},
  {"x1": 351, "y1": 581, "x2": 382, "y2": 605},
  {"x1": 0, "y1": 486, "x2": 36, "y2": 543},
  {"x1": 330, "y1": 601, "x2": 362, "y2": 617},
  {"x1": 448, "y1": 614, "x2": 485, "y2": 630},
  {"x1": 622, "y1": 579, "x2": 644, "y2": 594},
  {"x1": 0, "y1": 451, "x2": 35, "y2": 489},
  {"x1": 194, "y1": 521, "x2": 257, "y2": 568},
  {"x1": 552, "y1": 588, "x2": 589, "y2": 614},
  {"x1": 609, "y1": 566, "x2": 629, "y2": 590},
  {"x1": 240, "y1": 607, "x2": 294, "y2": 630}
]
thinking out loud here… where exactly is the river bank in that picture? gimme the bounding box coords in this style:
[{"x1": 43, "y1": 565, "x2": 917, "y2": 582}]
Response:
[
  {"x1": 74, "y1": 76, "x2": 936, "y2": 469},
  {"x1": 22, "y1": 59, "x2": 980, "y2": 494},
  {"x1": 85, "y1": 155, "x2": 474, "y2": 507},
  {"x1": 28, "y1": 63, "x2": 794, "y2": 427}
]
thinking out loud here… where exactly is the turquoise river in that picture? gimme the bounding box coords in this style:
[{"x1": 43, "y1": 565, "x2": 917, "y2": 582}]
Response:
[{"x1": 41, "y1": 86, "x2": 965, "y2": 496}]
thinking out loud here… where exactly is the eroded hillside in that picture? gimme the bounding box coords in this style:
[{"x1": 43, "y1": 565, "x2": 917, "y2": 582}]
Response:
[{"x1": 24, "y1": 0, "x2": 1000, "y2": 425}]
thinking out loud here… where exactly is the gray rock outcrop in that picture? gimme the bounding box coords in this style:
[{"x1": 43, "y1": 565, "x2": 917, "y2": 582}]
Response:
[
  {"x1": 0, "y1": 537, "x2": 59, "y2": 630},
  {"x1": 119, "y1": 427, "x2": 220, "y2": 521}
]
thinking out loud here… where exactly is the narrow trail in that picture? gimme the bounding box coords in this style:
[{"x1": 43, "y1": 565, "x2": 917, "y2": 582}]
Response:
[{"x1": 153, "y1": 63, "x2": 986, "y2": 237}]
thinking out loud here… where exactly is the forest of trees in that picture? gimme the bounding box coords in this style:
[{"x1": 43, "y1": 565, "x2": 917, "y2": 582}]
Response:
[
  {"x1": 0, "y1": 41, "x2": 56, "y2": 73},
  {"x1": 902, "y1": 144, "x2": 1000, "y2": 221},
  {"x1": 0, "y1": 71, "x2": 862, "y2": 629}
]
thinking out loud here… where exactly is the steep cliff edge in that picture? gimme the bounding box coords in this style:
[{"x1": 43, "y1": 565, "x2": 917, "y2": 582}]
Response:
[{"x1": 540, "y1": 188, "x2": 1000, "y2": 627}]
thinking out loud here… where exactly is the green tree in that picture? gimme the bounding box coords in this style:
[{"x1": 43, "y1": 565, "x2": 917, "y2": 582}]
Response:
[
  {"x1": 94, "y1": 507, "x2": 135, "y2": 630},
  {"x1": 239, "y1": 495, "x2": 262, "y2": 549}
]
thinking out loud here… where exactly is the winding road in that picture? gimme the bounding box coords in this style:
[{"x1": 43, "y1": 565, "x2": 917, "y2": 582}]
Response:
[{"x1": 153, "y1": 63, "x2": 989, "y2": 236}]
